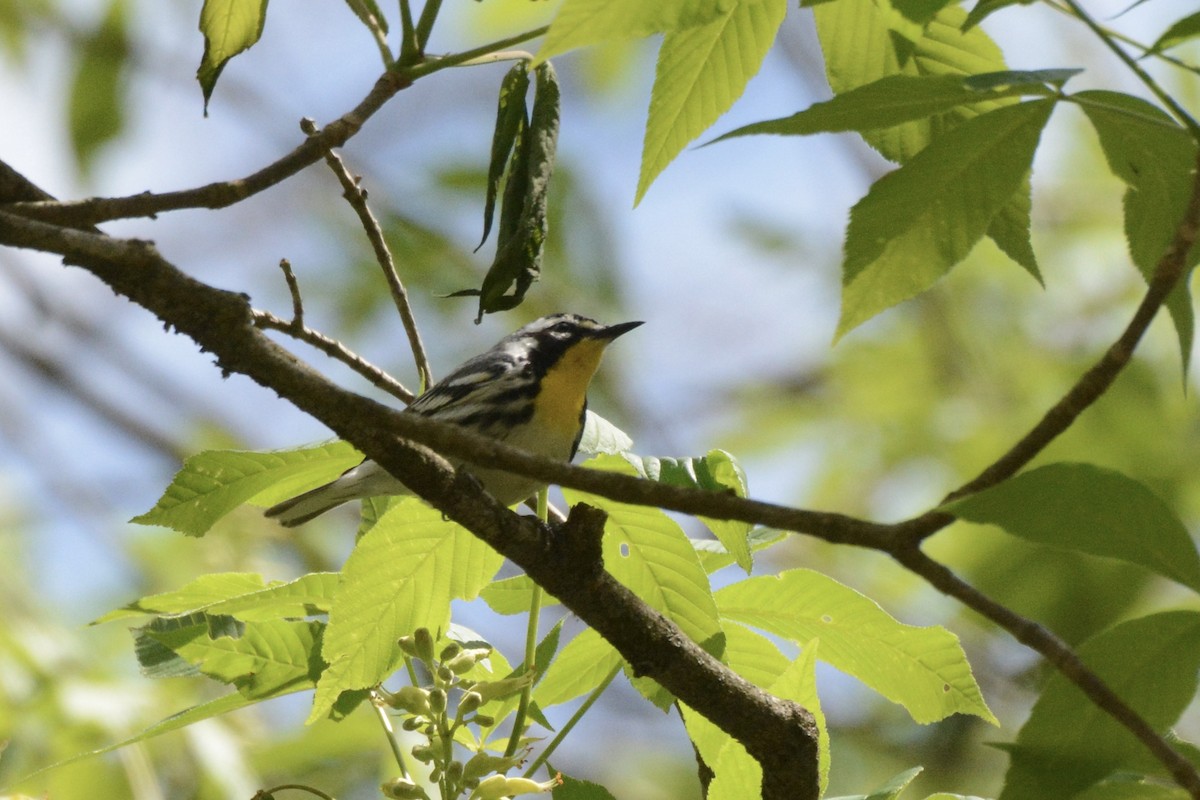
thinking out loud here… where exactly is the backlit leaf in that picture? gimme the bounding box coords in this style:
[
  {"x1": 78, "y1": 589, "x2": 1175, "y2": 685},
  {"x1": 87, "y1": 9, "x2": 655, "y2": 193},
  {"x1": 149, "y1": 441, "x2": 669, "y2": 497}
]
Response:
[
  {"x1": 717, "y1": 570, "x2": 995, "y2": 724},
  {"x1": 309, "y1": 499, "x2": 503, "y2": 721},
  {"x1": 196, "y1": 0, "x2": 268, "y2": 111},
  {"x1": 131, "y1": 441, "x2": 362, "y2": 537}
]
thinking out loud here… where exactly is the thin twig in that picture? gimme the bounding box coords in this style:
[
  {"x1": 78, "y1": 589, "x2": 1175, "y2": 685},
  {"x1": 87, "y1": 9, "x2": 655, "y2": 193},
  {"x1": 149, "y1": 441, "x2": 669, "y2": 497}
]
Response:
[
  {"x1": 301, "y1": 118, "x2": 434, "y2": 390},
  {"x1": 252, "y1": 308, "x2": 414, "y2": 403},
  {"x1": 370, "y1": 690, "x2": 410, "y2": 777},
  {"x1": 404, "y1": 26, "x2": 550, "y2": 80},
  {"x1": 1058, "y1": 0, "x2": 1200, "y2": 138},
  {"x1": 278, "y1": 258, "x2": 304, "y2": 326},
  {"x1": 413, "y1": 0, "x2": 443, "y2": 51},
  {"x1": 397, "y1": 0, "x2": 418, "y2": 64},
  {"x1": 2, "y1": 70, "x2": 413, "y2": 226}
]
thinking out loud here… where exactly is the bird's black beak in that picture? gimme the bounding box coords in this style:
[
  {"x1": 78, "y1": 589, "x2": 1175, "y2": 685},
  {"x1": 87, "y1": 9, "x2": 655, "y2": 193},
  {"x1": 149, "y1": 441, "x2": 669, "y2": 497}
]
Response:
[{"x1": 599, "y1": 320, "x2": 644, "y2": 340}]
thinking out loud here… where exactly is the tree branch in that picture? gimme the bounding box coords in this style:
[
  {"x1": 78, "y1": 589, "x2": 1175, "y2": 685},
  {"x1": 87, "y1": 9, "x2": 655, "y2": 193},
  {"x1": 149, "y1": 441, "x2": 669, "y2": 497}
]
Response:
[{"x1": 0, "y1": 210, "x2": 821, "y2": 800}]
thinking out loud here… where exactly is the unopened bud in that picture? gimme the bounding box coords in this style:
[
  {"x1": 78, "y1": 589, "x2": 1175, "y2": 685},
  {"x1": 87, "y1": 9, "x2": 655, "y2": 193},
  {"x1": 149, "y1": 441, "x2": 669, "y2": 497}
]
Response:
[
  {"x1": 414, "y1": 628, "x2": 436, "y2": 663},
  {"x1": 381, "y1": 776, "x2": 429, "y2": 799},
  {"x1": 428, "y1": 688, "x2": 447, "y2": 714}
]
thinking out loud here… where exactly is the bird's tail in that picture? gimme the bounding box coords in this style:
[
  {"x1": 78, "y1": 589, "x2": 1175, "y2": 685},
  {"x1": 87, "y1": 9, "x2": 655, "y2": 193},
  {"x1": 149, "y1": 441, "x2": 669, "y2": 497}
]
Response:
[{"x1": 264, "y1": 481, "x2": 359, "y2": 528}]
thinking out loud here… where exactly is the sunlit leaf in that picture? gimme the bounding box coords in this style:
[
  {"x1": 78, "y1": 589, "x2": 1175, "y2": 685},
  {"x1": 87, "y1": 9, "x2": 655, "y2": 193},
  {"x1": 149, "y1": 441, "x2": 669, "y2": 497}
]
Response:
[
  {"x1": 1150, "y1": 11, "x2": 1200, "y2": 54},
  {"x1": 196, "y1": 0, "x2": 268, "y2": 111},
  {"x1": 536, "y1": 0, "x2": 728, "y2": 62},
  {"x1": 827, "y1": 767, "x2": 924, "y2": 800},
  {"x1": 999, "y1": 611, "x2": 1200, "y2": 799},
  {"x1": 711, "y1": 70, "x2": 1072, "y2": 143},
  {"x1": 131, "y1": 441, "x2": 361, "y2": 537},
  {"x1": 943, "y1": 463, "x2": 1200, "y2": 593},
  {"x1": 535, "y1": 628, "x2": 622, "y2": 708},
  {"x1": 717, "y1": 570, "x2": 995, "y2": 724},
  {"x1": 96, "y1": 572, "x2": 339, "y2": 623},
  {"x1": 838, "y1": 100, "x2": 1054, "y2": 337},
  {"x1": 308, "y1": 499, "x2": 504, "y2": 722},
  {"x1": 576, "y1": 410, "x2": 634, "y2": 456},
  {"x1": 636, "y1": 0, "x2": 788, "y2": 202}
]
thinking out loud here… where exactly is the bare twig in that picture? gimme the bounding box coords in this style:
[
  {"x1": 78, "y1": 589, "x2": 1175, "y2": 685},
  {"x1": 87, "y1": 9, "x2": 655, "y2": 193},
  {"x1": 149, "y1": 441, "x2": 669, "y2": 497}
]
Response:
[
  {"x1": 278, "y1": 258, "x2": 305, "y2": 326},
  {"x1": 301, "y1": 118, "x2": 434, "y2": 389},
  {"x1": 253, "y1": 308, "x2": 414, "y2": 403}
]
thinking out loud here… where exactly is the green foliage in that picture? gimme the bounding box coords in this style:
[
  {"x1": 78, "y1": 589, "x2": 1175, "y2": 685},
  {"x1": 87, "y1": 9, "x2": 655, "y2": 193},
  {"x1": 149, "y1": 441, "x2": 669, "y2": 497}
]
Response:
[
  {"x1": 716, "y1": 570, "x2": 995, "y2": 725},
  {"x1": 1150, "y1": 12, "x2": 1200, "y2": 55},
  {"x1": 68, "y1": 0, "x2": 127, "y2": 173},
  {"x1": 196, "y1": 0, "x2": 268, "y2": 111},
  {"x1": 1000, "y1": 611, "x2": 1200, "y2": 799},
  {"x1": 943, "y1": 463, "x2": 1200, "y2": 592},
  {"x1": 131, "y1": 441, "x2": 362, "y2": 536}
]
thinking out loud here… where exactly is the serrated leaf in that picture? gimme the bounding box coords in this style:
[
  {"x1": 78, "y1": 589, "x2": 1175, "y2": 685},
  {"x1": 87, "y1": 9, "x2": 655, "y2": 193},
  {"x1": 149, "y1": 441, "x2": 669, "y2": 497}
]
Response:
[
  {"x1": 1150, "y1": 11, "x2": 1200, "y2": 54},
  {"x1": 68, "y1": 0, "x2": 127, "y2": 174},
  {"x1": 812, "y1": 0, "x2": 1010, "y2": 163},
  {"x1": 711, "y1": 71, "x2": 1068, "y2": 143},
  {"x1": 721, "y1": 621, "x2": 789, "y2": 688},
  {"x1": 962, "y1": 0, "x2": 1031, "y2": 30},
  {"x1": 151, "y1": 618, "x2": 324, "y2": 698},
  {"x1": 566, "y1": 457, "x2": 724, "y2": 653},
  {"x1": 536, "y1": 0, "x2": 729, "y2": 62},
  {"x1": 999, "y1": 611, "x2": 1200, "y2": 800},
  {"x1": 717, "y1": 570, "x2": 995, "y2": 724},
  {"x1": 986, "y1": 174, "x2": 1041, "y2": 281},
  {"x1": 535, "y1": 627, "x2": 622, "y2": 708},
  {"x1": 308, "y1": 498, "x2": 504, "y2": 722},
  {"x1": 837, "y1": 99, "x2": 1054, "y2": 337},
  {"x1": 480, "y1": 574, "x2": 562, "y2": 616},
  {"x1": 942, "y1": 463, "x2": 1200, "y2": 593},
  {"x1": 576, "y1": 410, "x2": 634, "y2": 456},
  {"x1": 636, "y1": 0, "x2": 787, "y2": 203},
  {"x1": 196, "y1": 0, "x2": 268, "y2": 112},
  {"x1": 96, "y1": 572, "x2": 339, "y2": 623},
  {"x1": 1077, "y1": 90, "x2": 1198, "y2": 372},
  {"x1": 132, "y1": 441, "x2": 362, "y2": 536},
  {"x1": 616, "y1": 450, "x2": 754, "y2": 573}
]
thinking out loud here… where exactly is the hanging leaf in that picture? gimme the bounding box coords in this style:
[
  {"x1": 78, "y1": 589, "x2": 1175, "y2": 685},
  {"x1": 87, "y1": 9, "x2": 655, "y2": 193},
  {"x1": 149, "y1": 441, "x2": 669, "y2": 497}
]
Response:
[{"x1": 196, "y1": 0, "x2": 269, "y2": 113}]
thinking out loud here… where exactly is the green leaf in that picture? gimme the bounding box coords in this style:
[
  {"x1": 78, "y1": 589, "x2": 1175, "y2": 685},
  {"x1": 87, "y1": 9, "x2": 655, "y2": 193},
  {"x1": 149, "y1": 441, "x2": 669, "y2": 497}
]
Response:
[
  {"x1": 131, "y1": 441, "x2": 362, "y2": 536},
  {"x1": 342, "y1": 0, "x2": 388, "y2": 34},
  {"x1": 837, "y1": 99, "x2": 1054, "y2": 337},
  {"x1": 986, "y1": 174, "x2": 1041, "y2": 282},
  {"x1": 14, "y1": 691, "x2": 268, "y2": 784},
  {"x1": 96, "y1": 572, "x2": 339, "y2": 623},
  {"x1": 553, "y1": 773, "x2": 619, "y2": 800},
  {"x1": 196, "y1": 0, "x2": 269, "y2": 112},
  {"x1": 536, "y1": 0, "x2": 729, "y2": 62},
  {"x1": 828, "y1": 767, "x2": 924, "y2": 800},
  {"x1": 999, "y1": 611, "x2": 1200, "y2": 800},
  {"x1": 1077, "y1": 90, "x2": 1198, "y2": 372},
  {"x1": 962, "y1": 0, "x2": 1032, "y2": 30},
  {"x1": 576, "y1": 410, "x2": 634, "y2": 456},
  {"x1": 478, "y1": 62, "x2": 530, "y2": 251},
  {"x1": 693, "y1": 527, "x2": 786, "y2": 574},
  {"x1": 480, "y1": 574, "x2": 561, "y2": 615},
  {"x1": 309, "y1": 498, "x2": 504, "y2": 722},
  {"x1": 636, "y1": 0, "x2": 788, "y2": 203},
  {"x1": 1074, "y1": 782, "x2": 1189, "y2": 800},
  {"x1": 1150, "y1": 11, "x2": 1200, "y2": 54},
  {"x1": 566, "y1": 457, "x2": 724, "y2": 652},
  {"x1": 712, "y1": 71, "x2": 1073, "y2": 143},
  {"x1": 68, "y1": 0, "x2": 127, "y2": 174},
  {"x1": 451, "y1": 63, "x2": 560, "y2": 320},
  {"x1": 535, "y1": 628, "x2": 622, "y2": 708},
  {"x1": 716, "y1": 570, "x2": 996, "y2": 724},
  {"x1": 150, "y1": 618, "x2": 324, "y2": 699},
  {"x1": 620, "y1": 449, "x2": 754, "y2": 573},
  {"x1": 721, "y1": 621, "x2": 789, "y2": 688},
  {"x1": 942, "y1": 463, "x2": 1200, "y2": 593},
  {"x1": 812, "y1": 0, "x2": 1010, "y2": 164}
]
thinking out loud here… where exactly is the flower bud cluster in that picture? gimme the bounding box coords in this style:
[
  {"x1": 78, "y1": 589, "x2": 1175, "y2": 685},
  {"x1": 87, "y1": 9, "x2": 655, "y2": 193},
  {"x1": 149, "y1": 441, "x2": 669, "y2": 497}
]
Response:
[{"x1": 380, "y1": 627, "x2": 546, "y2": 799}]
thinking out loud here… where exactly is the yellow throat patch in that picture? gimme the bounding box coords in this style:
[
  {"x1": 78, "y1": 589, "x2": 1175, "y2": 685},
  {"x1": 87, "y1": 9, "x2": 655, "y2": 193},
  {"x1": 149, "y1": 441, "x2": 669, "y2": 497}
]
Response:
[{"x1": 534, "y1": 338, "x2": 610, "y2": 435}]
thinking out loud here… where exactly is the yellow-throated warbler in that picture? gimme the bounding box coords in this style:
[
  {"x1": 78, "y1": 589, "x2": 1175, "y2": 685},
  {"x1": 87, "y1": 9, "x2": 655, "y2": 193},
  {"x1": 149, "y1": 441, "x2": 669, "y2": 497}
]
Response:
[{"x1": 265, "y1": 313, "x2": 642, "y2": 527}]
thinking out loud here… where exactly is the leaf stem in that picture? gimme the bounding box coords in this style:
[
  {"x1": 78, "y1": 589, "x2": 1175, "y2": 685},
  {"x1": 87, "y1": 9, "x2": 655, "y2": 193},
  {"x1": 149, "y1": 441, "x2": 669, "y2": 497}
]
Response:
[
  {"x1": 1057, "y1": 0, "x2": 1200, "y2": 139},
  {"x1": 413, "y1": 0, "x2": 443, "y2": 52},
  {"x1": 371, "y1": 690, "x2": 411, "y2": 778},
  {"x1": 398, "y1": 0, "x2": 418, "y2": 64},
  {"x1": 523, "y1": 663, "x2": 621, "y2": 778},
  {"x1": 504, "y1": 489, "x2": 549, "y2": 758},
  {"x1": 402, "y1": 26, "x2": 550, "y2": 81}
]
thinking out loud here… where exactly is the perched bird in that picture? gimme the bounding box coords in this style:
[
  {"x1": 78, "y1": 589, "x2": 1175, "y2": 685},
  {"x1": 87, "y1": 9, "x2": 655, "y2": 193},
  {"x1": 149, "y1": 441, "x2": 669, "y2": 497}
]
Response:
[{"x1": 265, "y1": 313, "x2": 642, "y2": 527}]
